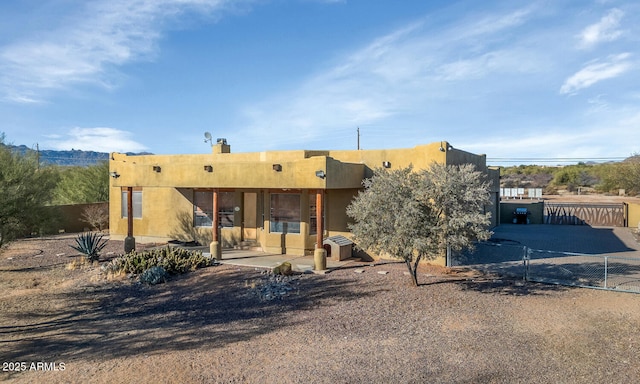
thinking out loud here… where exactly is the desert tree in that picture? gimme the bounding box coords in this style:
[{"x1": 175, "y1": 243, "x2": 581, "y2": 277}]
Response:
[
  {"x1": 347, "y1": 163, "x2": 493, "y2": 286},
  {"x1": 0, "y1": 134, "x2": 59, "y2": 247},
  {"x1": 612, "y1": 155, "x2": 640, "y2": 195},
  {"x1": 595, "y1": 155, "x2": 640, "y2": 195},
  {"x1": 52, "y1": 161, "x2": 110, "y2": 204}
]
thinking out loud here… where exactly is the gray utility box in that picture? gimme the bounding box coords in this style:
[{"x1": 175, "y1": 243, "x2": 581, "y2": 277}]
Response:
[{"x1": 323, "y1": 235, "x2": 353, "y2": 261}]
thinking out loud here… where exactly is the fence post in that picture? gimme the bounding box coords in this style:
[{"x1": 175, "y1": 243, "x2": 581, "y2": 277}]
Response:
[
  {"x1": 523, "y1": 246, "x2": 529, "y2": 281},
  {"x1": 604, "y1": 256, "x2": 608, "y2": 289}
]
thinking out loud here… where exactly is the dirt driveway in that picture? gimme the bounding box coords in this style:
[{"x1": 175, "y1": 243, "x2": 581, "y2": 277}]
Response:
[{"x1": 2, "y1": 235, "x2": 640, "y2": 383}]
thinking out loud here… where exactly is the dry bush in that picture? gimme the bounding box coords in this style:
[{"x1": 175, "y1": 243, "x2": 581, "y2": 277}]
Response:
[
  {"x1": 66, "y1": 257, "x2": 99, "y2": 270},
  {"x1": 80, "y1": 204, "x2": 109, "y2": 232}
]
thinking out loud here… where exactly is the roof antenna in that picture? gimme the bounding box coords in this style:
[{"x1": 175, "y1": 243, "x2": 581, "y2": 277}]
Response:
[{"x1": 204, "y1": 132, "x2": 213, "y2": 147}]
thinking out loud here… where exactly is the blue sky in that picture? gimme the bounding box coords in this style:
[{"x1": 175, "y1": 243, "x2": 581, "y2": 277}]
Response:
[{"x1": 1, "y1": 0, "x2": 639, "y2": 166}]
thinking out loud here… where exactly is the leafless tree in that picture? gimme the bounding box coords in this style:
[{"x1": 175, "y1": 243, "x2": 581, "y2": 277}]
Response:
[{"x1": 80, "y1": 204, "x2": 109, "y2": 232}]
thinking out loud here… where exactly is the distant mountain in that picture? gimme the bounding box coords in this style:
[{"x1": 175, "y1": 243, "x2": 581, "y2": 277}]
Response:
[{"x1": 5, "y1": 144, "x2": 152, "y2": 166}]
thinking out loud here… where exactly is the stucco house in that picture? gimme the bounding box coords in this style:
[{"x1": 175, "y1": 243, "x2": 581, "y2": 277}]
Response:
[{"x1": 109, "y1": 140, "x2": 499, "y2": 264}]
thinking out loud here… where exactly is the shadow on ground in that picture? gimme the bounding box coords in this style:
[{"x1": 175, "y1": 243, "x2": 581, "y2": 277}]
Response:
[
  {"x1": 456, "y1": 277, "x2": 569, "y2": 296},
  {"x1": 0, "y1": 266, "x2": 382, "y2": 363}
]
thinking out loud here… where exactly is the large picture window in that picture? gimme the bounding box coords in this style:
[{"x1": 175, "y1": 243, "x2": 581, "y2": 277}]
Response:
[
  {"x1": 270, "y1": 193, "x2": 301, "y2": 234},
  {"x1": 194, "y1": 191, "x2": 234, "y2": 228},
  {"x1": 121, "y1": 189, "x2": 142, "y2": 218}
]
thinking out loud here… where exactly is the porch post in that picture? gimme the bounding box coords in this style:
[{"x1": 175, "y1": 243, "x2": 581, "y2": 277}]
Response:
[
  {"x1": 124, "y1": 187, "x2": 136, "y2": 253},
  {"x1": 210, "y1": 188, "x2": 221, "y2": 260},
  {"x1": 314, "y1": 189, "x2": 327, "y2": 271}
]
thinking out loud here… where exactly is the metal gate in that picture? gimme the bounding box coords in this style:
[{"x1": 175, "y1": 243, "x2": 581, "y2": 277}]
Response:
[{"x1": 544, "y1": 203, "x2": 625, "y2": 227}]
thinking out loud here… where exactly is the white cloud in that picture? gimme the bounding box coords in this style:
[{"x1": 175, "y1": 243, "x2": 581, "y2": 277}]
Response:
[
  {"x1": 45, "y1": 127, "x2": 148, "y2": 153},
  {"x1": 455, "y1": 7, "x2": 533, "y2": 41},
  {"x1": 578, "y1": 8, "x2": 624, "y2": 49},
  {"x1": 586, "y1": 94, "x2": 610, "y2": 114},
  {"x1": 0, "y1": 0, "x2": 239, "y2": 103},
  {"x1": 239, "y1": 6, "x2": 538, "y2": 149},
  {"x1": 436, "y1": 49, "x2": 540, "y2": 81},
  {"x1": 559, "y1": 53, "x2": 633, "y2": 94},
  {"x1": 462, "y1": 122, "x2": 640, "y2": 163}
]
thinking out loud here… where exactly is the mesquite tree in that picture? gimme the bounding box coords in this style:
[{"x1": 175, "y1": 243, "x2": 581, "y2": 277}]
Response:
[
  {"x1": 347, "y1": 163, "x2": 493, "y2": 286},
  {"x1": 0, "y1": 134, "x2": 59, "y2": 247}
]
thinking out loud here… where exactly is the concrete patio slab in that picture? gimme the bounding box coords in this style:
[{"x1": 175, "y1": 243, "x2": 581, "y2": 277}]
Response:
[{"x1": 203, "y1": 248, "x2": 357, "y2": 273}]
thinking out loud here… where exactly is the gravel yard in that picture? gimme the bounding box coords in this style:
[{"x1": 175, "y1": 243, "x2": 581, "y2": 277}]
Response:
[{"x1": 2, "y1": 235, "x2": 640, "y2": 383}]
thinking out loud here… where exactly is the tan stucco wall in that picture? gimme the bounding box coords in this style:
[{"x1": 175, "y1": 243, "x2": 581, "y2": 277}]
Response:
[
  {"x1": 330, "y1": 142, "x2": 448, "y2": 174},
  {"x1": 627, "y1": 203, "x2": 640, "y2": 228},
  {"x1": 109, "y1": 141, "x2": 494, "y2": 264},
  {"x1": 109, "y1": 186, "x2": 194, "y2": 242},
  {"x1": 110, "y1": 153, "x2": 366, "y2": 190}
]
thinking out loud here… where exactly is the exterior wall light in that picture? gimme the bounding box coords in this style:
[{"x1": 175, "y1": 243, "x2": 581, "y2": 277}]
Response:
[
  {"x1": 110, "y1": 171, "x2": 120, "y2": 178},
  {"x1": 152, "y1": 165, "x2": 161, "y2": 173},
  {"x1": 315, "y1": 170, "x2": 326, "y2": 179},
  {"x1": 272, "y1": 164, "x2": 282, "y2": 172},
  {"x1": 204, "y1": 165, "x2": 213, "y2": 172},
  {"x1": 382, "y1": 161, "x2": 391, "y2": 168},
  {"x1": 440, "y1": 141, "x2": 453, "y2": 152}
]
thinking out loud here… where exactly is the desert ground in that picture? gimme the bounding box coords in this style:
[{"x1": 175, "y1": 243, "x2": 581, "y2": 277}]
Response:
[{"x1": 2, "y1": 227, "x2": 640, "y2": 384}]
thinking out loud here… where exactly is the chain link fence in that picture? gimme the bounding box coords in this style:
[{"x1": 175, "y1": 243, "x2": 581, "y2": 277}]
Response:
[
  {"x1": 525, "y1": 249, "x2": 640, "y2": 292},
  {"x1": 454, "y1": 241, "x2": 640, "y2": 293}
]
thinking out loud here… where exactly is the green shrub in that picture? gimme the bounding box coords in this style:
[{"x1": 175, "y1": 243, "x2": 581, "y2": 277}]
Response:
[
  {"x1": 139, "y1": 266, "x2": 169, "y2": 285},
  {"x1": 70, "y1": 232, "x2": 108, "y2": 262},
  {"x1": 101, "y1": 247, "x2": 212, "y2": 277}
]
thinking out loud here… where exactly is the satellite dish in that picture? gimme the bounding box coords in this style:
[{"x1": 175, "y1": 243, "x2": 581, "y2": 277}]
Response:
[{"x1": 204, "y1": 132, "x2": 213, "y2": 146}]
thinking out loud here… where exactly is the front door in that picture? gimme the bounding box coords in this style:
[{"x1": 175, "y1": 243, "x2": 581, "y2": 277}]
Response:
[{"x1": 243, "y1": 192, "x2": 257, "y2": 241}]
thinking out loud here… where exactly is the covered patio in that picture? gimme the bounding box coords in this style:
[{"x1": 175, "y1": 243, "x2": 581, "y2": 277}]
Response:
[
  {"x1": 213, "y1": 248, "x2": 358, "y2": 272},
  {"x1": 168, "y1": 244, "x2": 360, "y2": 273}
]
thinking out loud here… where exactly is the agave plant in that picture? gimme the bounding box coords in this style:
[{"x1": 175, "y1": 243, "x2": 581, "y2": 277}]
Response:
[{"x1": 70, "y1": 232, "x2": 108, "y2": 262}]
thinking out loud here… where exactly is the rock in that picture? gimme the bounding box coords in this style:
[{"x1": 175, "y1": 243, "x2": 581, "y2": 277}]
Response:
[
  {"x1": 248, "y1": 274, "x2": 300, "y2": 301},
  {"x1": 378, "y1": 271, "x2": 389, "y2": 275},
  {"x1": 272, "y1": 261, "x2": 293, "y2": 276},
  {"x1": 354, "y1": 269, "x2": 365, "y2": 274}
]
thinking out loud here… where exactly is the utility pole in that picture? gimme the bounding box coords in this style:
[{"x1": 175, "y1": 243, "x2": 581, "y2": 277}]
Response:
[{"x1": 357, "y1": 127, "x2": 360, "y2": 150}]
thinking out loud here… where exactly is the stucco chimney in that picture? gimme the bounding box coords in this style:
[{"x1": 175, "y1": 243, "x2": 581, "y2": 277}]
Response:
[{"x1": 213, "y1": 138, "x2": 230, "y2": 154}]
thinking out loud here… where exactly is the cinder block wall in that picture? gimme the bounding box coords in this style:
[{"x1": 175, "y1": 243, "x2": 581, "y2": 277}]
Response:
[{"x1": 49, "y1": 202, "x2": 109, "y2": 233}]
